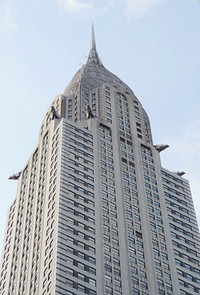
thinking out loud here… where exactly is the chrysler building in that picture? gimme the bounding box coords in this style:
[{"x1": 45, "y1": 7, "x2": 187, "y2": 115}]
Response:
[{"x1": 0, "y1": 27, "x2": 200, "y2": 295}]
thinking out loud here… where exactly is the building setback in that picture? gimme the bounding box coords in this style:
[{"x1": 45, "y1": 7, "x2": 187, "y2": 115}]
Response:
[{"x1": 0, "y1": 27, "x2": 200, "y2": 295}]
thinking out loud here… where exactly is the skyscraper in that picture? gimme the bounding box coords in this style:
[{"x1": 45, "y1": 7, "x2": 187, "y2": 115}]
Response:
[{"x1": 0, "y1": 27, "x2": 200, "y2": 295}]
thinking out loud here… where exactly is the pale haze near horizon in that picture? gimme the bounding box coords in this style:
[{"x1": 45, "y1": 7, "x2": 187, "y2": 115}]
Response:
[{"x1": 0, "y1": 0, "x2": 200, "y2": 253}]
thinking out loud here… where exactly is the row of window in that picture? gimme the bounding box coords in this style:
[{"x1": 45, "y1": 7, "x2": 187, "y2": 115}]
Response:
[
  {"x1": 66, "y1": 267, "x2": 96, "y2": 286},
  {"x1": 172, "y1": 240, "x2": 198, "y2": 255},
  {"x1": 66, "y1": 190, "x2": 94, "y2": 207},
  {"x1": 67, "y1": 226, "x2": 95, "y2": 243},
  {"x1": 65, "y1": 143, "x2": 93, "y2": 159},
  {"x1": 65, "y1": 159, "x2": 93, "y2": 174},
  {"x1": 169, "y1": 223, "x2": 193, "y2": 238},
  {"x1": 164, "y1": 191, "x2": 188, "y2": 206},
  {"x1": 67, "y1": 173, "x2": 94, "y2": 190},
  {"x1": 175, "y1": 259, "x2": 200, "y2": 274},
  {"x1": 62, "y1": 181, "x2": 94, "y2": 198},
  {"x1": 179, "y1": 279, "x2": 200, "y2": 293},
  {"x1": 65, "y1": 278, "x2": 96, "y2": 295},
  {"x1": 65, "y1": 215, "x2": 95, "y2": 234},
  {"x1": 172, "y1": 232, "x2": 197, "y2": 249},
  {"x1": 65, "y1": 123, "x2": 93, "y2": 139}
]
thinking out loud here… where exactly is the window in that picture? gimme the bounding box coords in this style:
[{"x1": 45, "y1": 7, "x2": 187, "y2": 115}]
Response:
[
  {"x1": 88, "y1": 266, "x2": 96, "y2": 275},
  {"x1": 66, "y1": 279, "x2": 74, "y2": 288},
  {"x1": 77, "y1": 273, "x2": 84, "y2": 281},
  {"x1": 66, "y1": 268, "x2": 73, "y2": 276},
  {"x1": 77, "y1": 284, "x2": 85, "y2": 292},
  {"x1": 89, "y1": 278, "x2": 96, "y2": 286},
  {"x1": 88, "y1": 256, "x2": 96, "y2": 264},
  {"x1": 77, "y1": 262, "x2": 84, "y2": 270}
]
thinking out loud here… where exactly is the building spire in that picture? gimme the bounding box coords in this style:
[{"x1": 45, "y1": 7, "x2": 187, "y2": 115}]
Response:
[
  {"x1": 91, "y1": 22, "x2": 96, "y2": 51},
  {"x1": 87, "y1": 23, "x2": 103, "y2": 66}
]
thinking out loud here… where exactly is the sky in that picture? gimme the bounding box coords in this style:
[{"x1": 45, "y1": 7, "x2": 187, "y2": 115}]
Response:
[{"x1": 0, "y1": 0, "x2": 200, "y2": 252}]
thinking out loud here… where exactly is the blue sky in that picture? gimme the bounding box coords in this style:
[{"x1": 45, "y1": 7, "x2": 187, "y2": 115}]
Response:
[{"x1": 0, "y1": 0, "x2": 200, "y2": 252}]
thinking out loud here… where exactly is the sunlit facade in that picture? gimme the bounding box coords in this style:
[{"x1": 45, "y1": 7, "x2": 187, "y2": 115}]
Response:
[{"x1": 0, "y1": 28, "x2": 200, "y2": 295}]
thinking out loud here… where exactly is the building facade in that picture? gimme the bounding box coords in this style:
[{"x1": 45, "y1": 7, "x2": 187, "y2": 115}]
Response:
[{"x1": 0, "y1": 28, "x2": 200, "y2": 295}]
